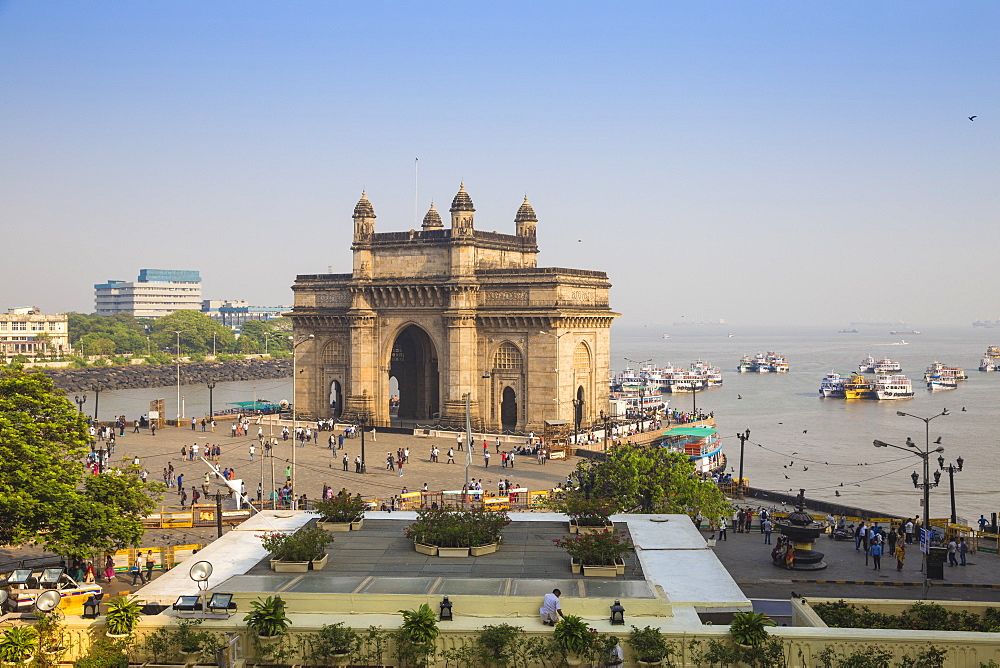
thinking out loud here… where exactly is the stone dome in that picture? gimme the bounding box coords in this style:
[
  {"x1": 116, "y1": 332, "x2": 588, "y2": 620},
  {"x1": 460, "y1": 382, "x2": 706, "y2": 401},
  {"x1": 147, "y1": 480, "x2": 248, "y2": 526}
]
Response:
[
  {"x1": 353, "y1": 191, "x2": 375, "y2": 219},
  {"x1": 449, "y1": 183, "x2": 475, "y2": 212},
  {"x1": 422, "y1": 202, "x2": 443, "y2": 229},
  {"x1": 515, "y1": 196, "x2": 537, "y2": 223}
]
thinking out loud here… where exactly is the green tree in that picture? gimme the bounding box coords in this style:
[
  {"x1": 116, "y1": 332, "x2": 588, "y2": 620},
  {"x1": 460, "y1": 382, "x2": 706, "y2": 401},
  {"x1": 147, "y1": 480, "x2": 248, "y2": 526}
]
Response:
[
  {"x1": 0, "y1": 369, "x2": 158, "y2": 555},
  {"x1": 150, "y1": 311, "x2": 236, "y2": 355},
  {"x1": 238, "y1": 320, "x2": 290, "y2": 356},
  {"x1": 569, "y1": 442, "x2": 730, "y2": 518},
  {"x1": 67, "y1": 312, "x2": 151, "y2": 355}
]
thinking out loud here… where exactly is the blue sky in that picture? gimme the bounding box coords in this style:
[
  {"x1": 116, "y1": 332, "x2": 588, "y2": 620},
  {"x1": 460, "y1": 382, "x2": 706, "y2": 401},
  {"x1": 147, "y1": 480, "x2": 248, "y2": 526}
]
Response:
[{"x1": 1, "y1": 1, "x2": 997, "y2": 327}]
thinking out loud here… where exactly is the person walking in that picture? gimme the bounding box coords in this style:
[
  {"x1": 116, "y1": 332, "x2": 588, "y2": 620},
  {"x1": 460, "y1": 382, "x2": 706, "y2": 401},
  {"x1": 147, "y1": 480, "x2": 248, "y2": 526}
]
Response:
[
  {"x1": 947, "y1": 538, "x2": 958, "y2": 566},
  {"x1": 871, "y1": 541, "x2": 882, "y2": 571},
  {"x1": 762, "y1": 518, "x2": 773, "y2": 544},
  {"x1": 904, "y1": 518, "x2": 914, "y2": 545},
  {"x1": 343, "y1": 453, "x2": 349, "y2": 471},
  {"x1": 484, "y1": 451, "x2": 490, "y2": 468},
  {"x1": 447, "y1": 448, "x2": 455, "y2": 464},
  {"x1": 355, "y1": 455, "x2": 361, "y2": 473},
  {"x1": 718, "y1": 516, "x2": 728, "y2": 541},
  {"x1": 895, "y1": 542, "x2": 906, "y2": 571},
  {"x1": 249, "y1": 444, "x2": 255, "y2": 461},
  {"x1": 144, "y1": 551, "x2": 155, "y2": 582},
  {"x1": 959, "y1": 538, "x2": 969, "y2": 566}
]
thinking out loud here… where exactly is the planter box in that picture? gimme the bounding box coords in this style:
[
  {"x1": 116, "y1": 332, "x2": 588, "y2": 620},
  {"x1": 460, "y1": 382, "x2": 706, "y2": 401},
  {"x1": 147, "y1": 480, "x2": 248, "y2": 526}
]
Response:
[
  {"x1": 577, "y1": 522, "x2": 615, "y2": 535},
  {"x1": 470, "y1": 543, "x2": 499, "y2": 556},
  {"x1": 615, "y1": 557, "x2": 626, "y2": 576},
  {"x1": 414, "y1": 542, "x2": 438, "y2": 556},
  {"x1": 582, "y1": 564, "x2": 618, "y2": 577},
  {"x1": 568, "y1": 519, "x2": 578, "y2": 534},
  {"x1": 317, "y1": 521, "x2": 352, "y2": 532},
  {"x1": 570, "y1": 558, "x2": 581, "y2": 574},
  {"x1": 310, "y1": 553, "x2": 329, "y2": 570},
  {"x1": 270, "y1": 558, "x2": 310, "y2": 573},
  {"x1": 351, "y1": 519, "x2": 364, "y2": 530},
  {"x1": 437, "y1": 547, "x2": 471, "y2": 557}
]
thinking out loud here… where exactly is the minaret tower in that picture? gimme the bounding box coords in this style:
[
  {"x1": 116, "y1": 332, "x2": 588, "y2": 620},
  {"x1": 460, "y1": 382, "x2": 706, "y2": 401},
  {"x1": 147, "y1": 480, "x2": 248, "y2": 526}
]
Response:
[
  {"x1": 421, "y1": 201, "x2": 443, "y2": 230},
  {"x1": 449, "y1": 183, "x2": 475, "y2": 236},
  {"x1": 352, "y1": 191, "x2": 375, "y2": 279},
  {"x1": 515, "y1": 195, "x2": 537, "y2": 239}
]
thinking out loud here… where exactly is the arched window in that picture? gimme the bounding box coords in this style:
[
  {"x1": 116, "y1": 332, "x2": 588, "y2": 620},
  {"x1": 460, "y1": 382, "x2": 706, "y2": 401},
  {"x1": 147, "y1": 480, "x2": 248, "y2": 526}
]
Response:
[
  {"x1": 574, "y1": 342, "x2": 591, "y2": 372},
  {"x1": 493, "y1": 342, "x2": 523, "y2": 370},
  {"x1": 322, "y1": 340, "x2": 347, "y2": 365}
]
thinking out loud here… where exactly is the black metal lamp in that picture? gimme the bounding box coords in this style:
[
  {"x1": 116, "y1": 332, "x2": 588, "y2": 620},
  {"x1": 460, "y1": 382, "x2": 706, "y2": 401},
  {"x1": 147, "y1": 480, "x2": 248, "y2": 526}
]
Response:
[
  {"x1": 609, "y1": 600, "x2": 625, "y2": 625},
  {"x1": 933, "y1": 470, "x2": 942, "y2": 486},
  {"x1": 439, "y1": 596, "x2": 453, "y2": 621},
  {"x1": 911, "y1": 471, "x2": 920, "y2": 488},
  {"x1": 956, "y1": 456, "x2": 964, "y2": 471},
  {"x1": 938, "y1": 455, "x2": 945, "y2": 469}
]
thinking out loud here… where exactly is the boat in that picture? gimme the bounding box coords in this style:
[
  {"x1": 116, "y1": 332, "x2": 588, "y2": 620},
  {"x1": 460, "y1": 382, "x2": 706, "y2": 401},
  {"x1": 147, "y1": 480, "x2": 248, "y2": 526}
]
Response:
[
  {"x1": 859, "y1": 355, "x2": 901, "y2": 373},
  {"x1": 973, "y1": 319, "x2": 1000, "y2": 328},
  {"x1": 690, "y1": 360, "x2": 723, "y2": 387},
  {"x1": 739, "y1": 351, "x2": 789, "y2": 373},
  {"x1": 890, "y1": 340, "x2": 908, "y2": 345},
  {"x1": 662, "y1": 333, "x2": 670, "y2": 339},
  {"x1": 728, "y1": 332, "x2": 735, "y2": 338},
  {"x1": 737, "y1": 355, "x2": 754, "y2": 373},
  {"x1": 858, "y1": 355, "x2": 876, "y2": 373},
  {"x1": 874, "y1": 374, "x2": 914, "y2": 400},
  {"x1": 927, "y1": 376, "x2": 958, "y2": 391},
  {"x1": 657, "y1": 426, "x2": 723, "y2": 475},
  {"x1": 922, "y1": 362, "x2": 967, "y2": 382},
  {"x1": 819, "y1": 373, "x2": 847, "y2": 398},
  {"x1": 979, "y1": 346, "x2": 1000, "y2": 371},
  {"x1": 890, "y1": 330, "x2": 920, "y2": 335},
  {"x1": 838, "y1": 329, "x2": 859, "y2": 334},
  {"x1": 844, "y1": 373, "x2": 877, "y2": 399}
]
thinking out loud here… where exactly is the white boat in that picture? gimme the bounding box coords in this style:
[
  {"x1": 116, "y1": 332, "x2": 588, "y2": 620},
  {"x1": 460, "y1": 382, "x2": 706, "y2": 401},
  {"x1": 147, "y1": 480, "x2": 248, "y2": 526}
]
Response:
[
  {"x1": 927, "y1": 376, "x2": 957, "y2": 391},
  {"x1": 922, "y1": 362, "x2": 968, "y2": 382},
  {"x1": 875, "y1": 374, "x2": 914, "y2": 400},
  {"x1": 728, "y1": 332, "x2": 734, "y2": 338},
  {"x1": 979, "y1": 357, "x2": 996, "y2": 372},
  {"x1": 819, "y1": 373, "x2": 847, "y2": 398},
  {"x1": 858, "y1": 355, "x2": 877, "y2": 373},
  {"x1": 737, "y1": 356, "x2": 754, "y2": 373},
  {"x1": 890, "y1": 340, "x2": 908, "y2": 345},
  {"x1": 872, "y1": 358, "x2": 902, "y2": 373}
]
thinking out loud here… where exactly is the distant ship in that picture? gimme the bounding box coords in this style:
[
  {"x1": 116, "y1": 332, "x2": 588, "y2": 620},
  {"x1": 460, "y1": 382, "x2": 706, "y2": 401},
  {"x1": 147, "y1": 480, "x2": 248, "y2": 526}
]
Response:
[
  {"x1": 890, "y1": 330, "x2": 921, "y2": 335},
  {"x1": 850, "y1": 320, "x2": 909, "y2": 327},
  {"x1": 973, "y1": 320, "x2": 1000, "y2": 328},
  {"x1": 838, "y1": 329, "x2": 859, "y2": 334},
  {"x1": 672, "y1": 318, "x2": 729, "y2": 326}
]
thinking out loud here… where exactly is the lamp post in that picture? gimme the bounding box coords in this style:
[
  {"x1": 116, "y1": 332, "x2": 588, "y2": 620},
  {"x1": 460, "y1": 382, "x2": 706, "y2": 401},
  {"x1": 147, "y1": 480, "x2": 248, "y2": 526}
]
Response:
[
  {"x1": 572, "y1": 398, "x2": 582, "y2": 447},
  {"x1": 599, "y1": 410, "x2": 612, "y2": 451},
  {"x1": 171, "y1": 330, "x2": 191, "y2": 427},
  {"x1": 539, "y1": 330, "x2": 572, "y2": 423},
  {"x1": 207, "y1": 380, "x2": 217, "y2": 421},
  {"x1": 358, "y1": 412, "x2": 369, "y2": 474},
  {"x1": 74, "y1": 394, "x2": 87, "y2": 415},
  {"x1": 91, "y1": 384, "x2": 102, "y2": 422},
  {"x1": 937, "y1": 455, "x2": 964, "y2": 525},
  {"x1": 735, "y1": 428, "x2": 750, "y2": 497},
  {"x1": 624, "y1": 358, "x2": 652, "y2": 423},
  {"x1": 873, "y1": 408, "x2": 948, "y2": 599},
  {"x1": 289, "y1": 333, "x2": 315, "y2": 508}
]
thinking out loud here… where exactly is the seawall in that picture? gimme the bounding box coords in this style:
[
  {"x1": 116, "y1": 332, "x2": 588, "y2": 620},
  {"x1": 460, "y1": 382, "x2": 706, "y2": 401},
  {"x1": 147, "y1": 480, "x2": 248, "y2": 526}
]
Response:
[{"x1": 39, "y1": 359, "x2": 292, "y2": 392}]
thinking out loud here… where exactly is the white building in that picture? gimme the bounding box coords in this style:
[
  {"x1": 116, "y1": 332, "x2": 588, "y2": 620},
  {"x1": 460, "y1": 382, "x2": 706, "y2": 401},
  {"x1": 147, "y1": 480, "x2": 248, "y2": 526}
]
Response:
[
  {"x1": 94, "y1": 269, "x2": 202, "y2": 318},
  {"x1": 201, "y1": 299, "x2": 288, "y2": 329},
  {"x1": 0, "y1": 307, "x2": 69, "y2": 359}
]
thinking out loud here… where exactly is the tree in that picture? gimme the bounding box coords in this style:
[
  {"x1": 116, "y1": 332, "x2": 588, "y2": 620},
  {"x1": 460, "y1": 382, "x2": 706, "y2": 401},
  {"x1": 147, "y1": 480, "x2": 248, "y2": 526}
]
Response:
[
  {"x1": 150, "y1": 310, "x2": 236, "y2": 355},
  {"x1": 238, "y1": 320, "x2": 290, "y2": 356},
  {"x1": 0, "y1": 369, "x2": 159, "y2": 556},
  {"x1": 567, "y1": 442, "x2": 731, "y2": 519}
]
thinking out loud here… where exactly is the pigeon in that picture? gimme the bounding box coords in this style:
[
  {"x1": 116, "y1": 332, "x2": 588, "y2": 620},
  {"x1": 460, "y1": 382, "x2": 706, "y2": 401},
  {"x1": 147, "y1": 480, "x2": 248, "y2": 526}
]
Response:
[
  {"x1": 969, "y1": 116, "x2": 977, "y2": 121},
  {"x1": 839, "y1": 482, "x2": 844, "y2": 486},
  {"x1": 791, "y1": 591, "x2": 799, "y2": 598},
  {"x1": 708, "y1": 533, "x2": 715, "y2": 541},
  {"x1": 789, "y1": 461, "x2": 794, "y2": 466},
  {"x1": 934, "y1": 437, "x2": 942, "y2": 444},
  {"x1": 738, "y1": 394, "x2": 742, "y2": 399},
  {"x1": 803, "y1": 430, "x2": 808, "y2": 434},
  {"x1": 835, "y1": 490, "x2": 841, "y2": 497},
  {"x1": 962, "y1": 407, "x2": 967, "y2": 412},
  {"x1": 778, "y1": 422, "x2": 783, "y2": 425},
  {"x1": 803, "y1": 466, "x2": 809, "y2": 471},
  {"x1": 784, "y1": 475, "x2": 789, "y2": 479},
  {"x1": 783, "y1": 465, "x2": 788, "y2": 469},
  {"x1": 792, "y1": 452, "x2": 799, "y2": 455}
]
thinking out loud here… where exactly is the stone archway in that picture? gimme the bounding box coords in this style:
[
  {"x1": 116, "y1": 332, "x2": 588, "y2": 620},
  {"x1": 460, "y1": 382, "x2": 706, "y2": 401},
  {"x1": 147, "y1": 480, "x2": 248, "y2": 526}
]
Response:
[
  {"x1": 500, "y1": 386, "x2": 518, "y2": 432},
  {"x1": 388, "y1": 325, "x2": 439, "y2": 421},
  {"x1": 329, "y1": 380, "x2": 343, "y2": 419}
]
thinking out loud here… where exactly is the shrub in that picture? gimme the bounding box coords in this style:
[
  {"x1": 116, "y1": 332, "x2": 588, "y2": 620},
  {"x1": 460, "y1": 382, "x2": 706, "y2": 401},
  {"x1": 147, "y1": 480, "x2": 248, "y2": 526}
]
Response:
[
  {"x1": 553, "y1": 528, "x2": 633, "y2": 566},
  {"x1": 627, "y1": 625, "x2": 674, "y2": 663},
  {"x1": 243, "y1": 596, "x2": 291, "y2": 638},
  {"x1": 405, "y1": 507, "x2": 509, "y2": 548},
  {"x1": 314, "y1": 494, "x2": 367, "y2": 523},
  {"x1": 258, "y1": 526, "x2": 332, "y2": 562},
  {"x1": 729, "y1": 611, "x2": 776, "y2": 647}
]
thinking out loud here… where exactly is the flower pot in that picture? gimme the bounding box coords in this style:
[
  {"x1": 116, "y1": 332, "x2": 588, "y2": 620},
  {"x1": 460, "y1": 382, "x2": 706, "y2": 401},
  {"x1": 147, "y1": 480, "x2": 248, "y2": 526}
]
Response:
[
  {"x1": 568, "y1": 519, "x2": 578, "y2": 534},
  {"x1": 310, "y1": 553, "x2": 329, "y2": 570},
  {"x1": 328, "y1": 651, "x2": 351, "y2": 665},
  {"x1": 570, "y1": 558, "x2": 581, "y2": 574},
  {"x1": 615, "y1": 557, "x2": 626, "y2": 575},
  {"x1": 106, "y1": 631, "x2": 131, "y2": 639},
  {"x1": 270, "y1": 559, "x2": 310, "y2": 573},
  {"x1": 564, "y1": 655, "x2": 584, "y2": 666},
  {"x1": 437, "y1": 547, "x2": 471, "y2": 557},
  {"x1": 350, "y1": 519, "x2": 364, "y2": 530},
  {"x1": 317, "y1": 521, "x2": 352, "y2": 532},
  {"x1": 470, "y1": 542, "x2": 498, "y2": 556},
  {"x1": 414, "y1": 542, "x2": 438, "y2": 556},
  {"x1": 637, "y1": 660, "x2": 665, "y2": 666},
  {"x1": 582, "y1": 564, "x2": 618, "y2": 577},
  {"x1": 577, "y1": 522, "x2": 615, "y2": 535},
  {"x1": 180, "y1": 649, "x2": 203, "y2": 663}
]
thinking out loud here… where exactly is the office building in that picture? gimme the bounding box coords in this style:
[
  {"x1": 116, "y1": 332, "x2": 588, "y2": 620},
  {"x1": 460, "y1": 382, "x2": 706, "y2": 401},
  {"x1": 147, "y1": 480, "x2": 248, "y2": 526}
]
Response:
[
  {"x1": 94, "y1": 269, "x2": 202, "y2": 318},
  {"x1": 0, "y1": 307, "x2": 70, "y2": 359}
]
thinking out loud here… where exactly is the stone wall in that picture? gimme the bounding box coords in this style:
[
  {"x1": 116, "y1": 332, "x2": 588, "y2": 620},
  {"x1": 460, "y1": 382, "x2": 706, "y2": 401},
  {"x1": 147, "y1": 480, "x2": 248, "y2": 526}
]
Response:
[{"x1": 39, "y1": 359, "x2": 291, "y2": 392}]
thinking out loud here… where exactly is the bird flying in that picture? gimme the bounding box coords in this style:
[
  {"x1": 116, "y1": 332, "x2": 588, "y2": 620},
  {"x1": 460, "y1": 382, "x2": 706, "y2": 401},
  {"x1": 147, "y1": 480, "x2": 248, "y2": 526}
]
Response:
[{"x1": 969, "y1": 116, "x2": 977, "y2": 121}]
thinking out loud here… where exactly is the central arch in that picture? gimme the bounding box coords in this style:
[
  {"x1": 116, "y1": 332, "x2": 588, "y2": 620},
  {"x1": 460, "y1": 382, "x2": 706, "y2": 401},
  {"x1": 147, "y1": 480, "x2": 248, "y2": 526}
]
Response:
[{"x1": 388, "y1": 325, "x2": 439, "y2": 422}]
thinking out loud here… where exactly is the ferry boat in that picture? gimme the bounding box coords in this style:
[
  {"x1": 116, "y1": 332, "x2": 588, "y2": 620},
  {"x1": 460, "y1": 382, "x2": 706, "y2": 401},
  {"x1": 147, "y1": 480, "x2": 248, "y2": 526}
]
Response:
[
  {"x1": 922, "y1": 362, "x2": 968, "y2": 382},
  {"x1": 737, "y1": 356, "x2": 754, "y2": 373},
  {"x1": 890, "y1": 330, "x2": 921, "y2": 335},
  {"x1": 690, "y1": 360, "x2": 723, "y2": 387},
  {"x1": 657, "y1": 426, "x2": 723, "y2": 476},
  {"x1": 844, "y1": 373, "x2": 877, "y2": 399},
  {"x1": 979, "y1": 346, "x2": 1000, "y2": 372},
  {"x1": 927, "y1": 375, "x2": 958, "y2": 391},
  {"x1": 874, "y1": 374, "x2": 914, "y2": 400},
  {"x1": 858, "y1": 355, "x2": 877, "y2": 373},
  {"x1": 819, "y1": 373, "x2": 847, "y2": 398},
  {"x1": 739, "y1": 351, "x2": 789, "y2": 373},
  {"x1": 838, "y1": 329, "x2": 859, "y2": 334},
  {"x1": 859, "y1": 355, "x2": 901, "y2": 373}
]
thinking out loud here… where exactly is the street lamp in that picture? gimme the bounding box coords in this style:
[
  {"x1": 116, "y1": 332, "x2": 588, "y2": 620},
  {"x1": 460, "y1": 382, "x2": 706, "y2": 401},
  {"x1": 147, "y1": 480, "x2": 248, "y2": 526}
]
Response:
[
  {"x1": 289, "y1": 333, "x2": 315, "y2": 508},
  {"x1": 91, "y1": 384, "x2": 102, "y2": 422},
  {"x1": 937, "y1": 454, "x2": 964, "y2": 525},
  {"x1": 207, "y1": 380, "x2": 217, "y2": 421},
  {"x1": 539, "y1": 330, "x2": 572, "y2": 423},
  {"x1": 171, "y1": 330, "x2": 191, "y2": 427},
  {"x1": 624, "y1": 358, "x2": 652, "y2": 422},
  {"x1": 358, "y1": 412, "x2": 369, "y2": 474},
  {"x1": 599, "y1": 409, "x2": 612, "y2": 452},
  {"x1": 735, "y1": 428, "x2": 750, "y2": 497},
  {"x1": 74, "y1": 394, "x2": 87, "y2": 415},
  {"x1": 572, "y1": 398, "x2": 582, "y2": 447},
  {"x1": 873, "y1": 408, "x2": 949, "y2": 599}
]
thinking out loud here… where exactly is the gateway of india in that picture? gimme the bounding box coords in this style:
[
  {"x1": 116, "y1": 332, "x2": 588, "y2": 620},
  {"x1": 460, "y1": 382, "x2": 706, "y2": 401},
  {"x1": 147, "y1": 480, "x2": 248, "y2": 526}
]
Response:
[{"x1": 289, "y1": 184, "x2": 619, "y2": 433}]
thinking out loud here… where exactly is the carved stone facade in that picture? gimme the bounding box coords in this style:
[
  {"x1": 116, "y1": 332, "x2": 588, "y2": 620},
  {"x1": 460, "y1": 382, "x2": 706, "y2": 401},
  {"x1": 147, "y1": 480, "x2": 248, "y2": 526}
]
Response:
[{"x1": 290, "y1": 185, "x2": 618, "y2": 432}]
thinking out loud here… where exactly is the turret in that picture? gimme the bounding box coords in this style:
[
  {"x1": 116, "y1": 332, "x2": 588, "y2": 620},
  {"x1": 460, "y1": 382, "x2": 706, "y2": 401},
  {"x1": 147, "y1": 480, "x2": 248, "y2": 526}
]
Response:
[
  {"x1": 449, "y1": 183, "x2": 475, "y2": 236},
  {"x1": 353, "y1": 191, "x2": 375, "y2": 242},
  {"x1": 421, "y1": 202, "x2": 443, "y2": 230},
  {"x1": 515, "y1": 195, "x2": 537, "y2": 239}
]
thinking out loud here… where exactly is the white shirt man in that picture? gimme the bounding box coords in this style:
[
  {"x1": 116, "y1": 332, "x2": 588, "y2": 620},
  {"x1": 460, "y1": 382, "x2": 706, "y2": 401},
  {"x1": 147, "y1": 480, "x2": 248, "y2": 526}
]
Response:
[{"x1": 539, "y1": 589, "x2": 564, "y2": 626}]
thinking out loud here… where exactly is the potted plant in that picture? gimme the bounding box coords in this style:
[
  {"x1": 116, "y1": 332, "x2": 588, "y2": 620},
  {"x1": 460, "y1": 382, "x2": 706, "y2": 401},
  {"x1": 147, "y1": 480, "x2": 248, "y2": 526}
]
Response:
[
  {"x1": 35, "y1": 608, "x2": 70, "y2": 659},
  {"x1": 244, "y1": 596, "x2": 292, "y2": 640},
  {"x1": 552, "y1": 615, "x2": 591, "y2": 667},
  {"x1": 314, "y1": 494, "x2": 367, "y2": 531},
  {"x1": 559, "y1": 497, "x2": 616, "y2": 534},
  {"x1": 404, "y1": 508, "x2": 509, "y2": 557},
  {"x1": 308, "y1": 622, "x2": 359, "y2": 666},
  {"x1": 553, "y1": 528, "x2": 633, "y2": 577},
  {"x1": 72, "y1": 638, "x2": 129, "y2": 668},
  {"x1": 627, "y1": 625, "x2": 675, "y2": 666},
  {"x1": 355, "y1": 626, "x2": 389, "y2": 668},
  {"x1": 259, "y1": 526, "x2": 333, "y2": 571},
  {"x1": 729, "y1": 611, "x2": 777, "y2": 648},
  {"x1": 173, "y1": 618, "x2": 214, "y2": 663},
  {"x1": 0, "y1": 626, "x2": 38, "y2": 664},
  {"x1": 394, "y1": 603, "x2": 438, "y2": 667},
  {"x1": 141, "y1": 628, "x2": 174, "y2": 666},
  {"x1": 104, "y1": 596, "x2": 142, "y2": 638}
]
